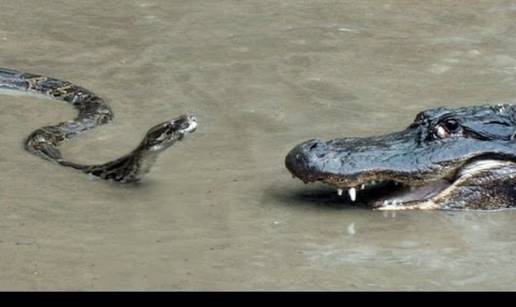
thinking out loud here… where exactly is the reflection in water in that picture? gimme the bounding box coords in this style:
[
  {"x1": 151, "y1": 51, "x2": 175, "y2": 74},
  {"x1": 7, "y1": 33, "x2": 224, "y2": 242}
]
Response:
[{"x1": 1, "y1": 0, "x2": 516, "y2": 290}]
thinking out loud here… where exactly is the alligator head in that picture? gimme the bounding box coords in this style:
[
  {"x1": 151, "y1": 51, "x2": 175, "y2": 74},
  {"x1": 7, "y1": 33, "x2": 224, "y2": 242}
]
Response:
[{"x1": 285, "y1": 104, "x2": 516, "y2": 210}]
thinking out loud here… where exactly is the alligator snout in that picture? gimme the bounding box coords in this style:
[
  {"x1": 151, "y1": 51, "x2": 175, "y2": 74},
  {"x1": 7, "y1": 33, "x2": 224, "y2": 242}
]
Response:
[{"x1": 285, "y1": 139, "x2": 329, "y2": 182}]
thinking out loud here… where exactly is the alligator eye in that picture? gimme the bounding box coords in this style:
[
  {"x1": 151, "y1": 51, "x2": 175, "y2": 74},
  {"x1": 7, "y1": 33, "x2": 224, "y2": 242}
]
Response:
[
  {"x1": 434, "y1": 119, "x2": 461, "y2": 139},
  {"x1": 443, "y1": 119, "x2": 460, "y2": 132},
  {"x1": 434, "y1": 125, "x2": 449, "y2": 139}
]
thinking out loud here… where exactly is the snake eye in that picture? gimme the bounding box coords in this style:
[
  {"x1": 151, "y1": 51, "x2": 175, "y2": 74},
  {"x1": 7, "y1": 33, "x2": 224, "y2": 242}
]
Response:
[{"x1": 434, "y1": 119, "x2": 461, "y2": 139}]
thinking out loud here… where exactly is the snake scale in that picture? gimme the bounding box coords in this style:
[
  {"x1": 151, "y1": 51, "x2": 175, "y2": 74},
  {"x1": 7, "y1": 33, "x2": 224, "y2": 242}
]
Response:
[{"x1": 0, "y1": 68, "x2": 197, "y2": 183}]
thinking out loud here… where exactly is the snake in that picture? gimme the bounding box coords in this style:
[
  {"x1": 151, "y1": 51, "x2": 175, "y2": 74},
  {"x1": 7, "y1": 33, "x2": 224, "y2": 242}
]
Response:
[{"x1": 0, "y1": 68, "x2": 197, "y2": 183}]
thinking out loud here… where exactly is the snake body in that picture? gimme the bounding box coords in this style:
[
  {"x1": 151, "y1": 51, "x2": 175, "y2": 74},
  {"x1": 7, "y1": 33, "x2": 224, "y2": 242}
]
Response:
[{"x1": 0, "y1": 68, "x2": 197, "y2": 183}]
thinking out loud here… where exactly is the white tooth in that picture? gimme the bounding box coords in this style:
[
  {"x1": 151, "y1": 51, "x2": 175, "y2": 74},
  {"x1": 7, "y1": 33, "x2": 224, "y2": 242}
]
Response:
[
  {"x1": 337, "y1": 189, "x2": 343, "y2": 196},
  {"x1": 348, "y1": 187, "x2": 356, "y2": 202},
  {"x1": 372, "y1": 180, "x2": 376, "y2": 185},
  {"x1": 410, "y1": 186, "x2": 416, "y2": 191},
  {"x1": 360, "y1": 184, "x2": 365, "y2": 190},
  {"x1": 383, "y1": 200, "x2": 389, "y2": 205},
  {"x1": 394, "y1": 182, "x2": 399, "y2": 186}
]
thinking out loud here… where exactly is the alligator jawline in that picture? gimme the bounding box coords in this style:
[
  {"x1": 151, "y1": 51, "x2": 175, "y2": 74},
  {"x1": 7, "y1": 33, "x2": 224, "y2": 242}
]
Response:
[
  {"x1": 321, "y1": 178, "x2": 450, "y2": 210},
  {"x1": 320, "y1": 159, "x2": 514, "y2": 210}
]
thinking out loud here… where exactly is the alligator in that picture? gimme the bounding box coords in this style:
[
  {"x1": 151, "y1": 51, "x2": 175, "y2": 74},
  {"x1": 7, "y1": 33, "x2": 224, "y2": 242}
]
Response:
[{"x1": 285, "y1": 104, "x2": 516, "y2": 210}]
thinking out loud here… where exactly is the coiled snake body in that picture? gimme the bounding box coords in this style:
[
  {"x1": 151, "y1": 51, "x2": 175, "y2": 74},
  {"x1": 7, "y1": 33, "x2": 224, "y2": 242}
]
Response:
[{"x1": 0, "y1": 68, "x2": 197, "y2": 183}]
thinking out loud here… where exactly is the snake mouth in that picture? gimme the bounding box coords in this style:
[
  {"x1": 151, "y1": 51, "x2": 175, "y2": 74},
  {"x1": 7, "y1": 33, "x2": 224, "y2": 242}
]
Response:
[
  {"x1": 179, "y1": 113, "x2": 198, "y2": 135},
  {"x1": 175, "y1": 113, "x2": 197, "y2": 142}
]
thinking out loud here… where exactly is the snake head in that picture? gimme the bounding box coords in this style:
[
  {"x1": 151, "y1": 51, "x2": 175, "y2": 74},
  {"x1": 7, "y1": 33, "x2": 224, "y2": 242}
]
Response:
[{"x1": 140, "y1": 113, "x2": 198, "y2": 152}]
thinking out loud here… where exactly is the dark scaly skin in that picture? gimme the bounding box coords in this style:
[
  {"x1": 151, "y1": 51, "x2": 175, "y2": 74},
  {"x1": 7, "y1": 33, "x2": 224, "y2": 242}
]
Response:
[
  {"x1": 0, "y1": 68, "x2": 197, "y2": 183},
  {"x1": 285, "y1": 104, "x2": 516, "y2": 210}
]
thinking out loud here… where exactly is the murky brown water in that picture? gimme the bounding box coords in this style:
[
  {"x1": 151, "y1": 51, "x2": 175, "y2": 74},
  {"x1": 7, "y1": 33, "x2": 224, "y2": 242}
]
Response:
[{"x1": 1, "y1": 0, "x2": 516, "y2": 290}]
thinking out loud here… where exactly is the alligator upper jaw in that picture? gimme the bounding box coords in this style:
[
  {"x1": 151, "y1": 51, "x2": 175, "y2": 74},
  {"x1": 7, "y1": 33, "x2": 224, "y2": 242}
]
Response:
[
  {"x1": 284, "y1": 135, "x2": 514, "y2": 210},
  {"x1": 286, "y1": 144, "x2": 514, "y2": 209},
  {"x1": 284, "y1": 135, "x2": 448, "y2": 209},
  {"x1": 286, "y1": 163, "x2": 448, "y2": 210}
]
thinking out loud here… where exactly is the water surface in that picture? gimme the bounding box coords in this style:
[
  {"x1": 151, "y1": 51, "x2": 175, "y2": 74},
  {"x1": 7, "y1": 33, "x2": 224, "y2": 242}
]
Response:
[{"x1": 1, "y1": 0, "x2": 516, "y2": 290}]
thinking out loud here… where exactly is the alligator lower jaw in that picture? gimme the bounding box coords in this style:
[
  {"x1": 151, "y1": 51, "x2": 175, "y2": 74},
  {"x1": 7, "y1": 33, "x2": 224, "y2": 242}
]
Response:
[
  {"x1": 308, "y1": 159, "x2": 514, "y2": 210},
  {"x1": 322, "y1": 178, "x2": 451, "y2": 210},
  {"x1": 370, "y1": 180, "x2": 450, "y2": 210}
]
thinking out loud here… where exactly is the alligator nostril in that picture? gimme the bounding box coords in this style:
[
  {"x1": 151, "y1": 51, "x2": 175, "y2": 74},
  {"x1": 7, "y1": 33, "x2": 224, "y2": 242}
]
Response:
[
  {"x1": 307, "y1": 140, "x2": 327, "y2": 152},
  {"x1": 303, "y1": 140, "x2": 328, "y2": 158},
  {"x1": 316, "y1": 152, "x2": 326, "y2": 158}
]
